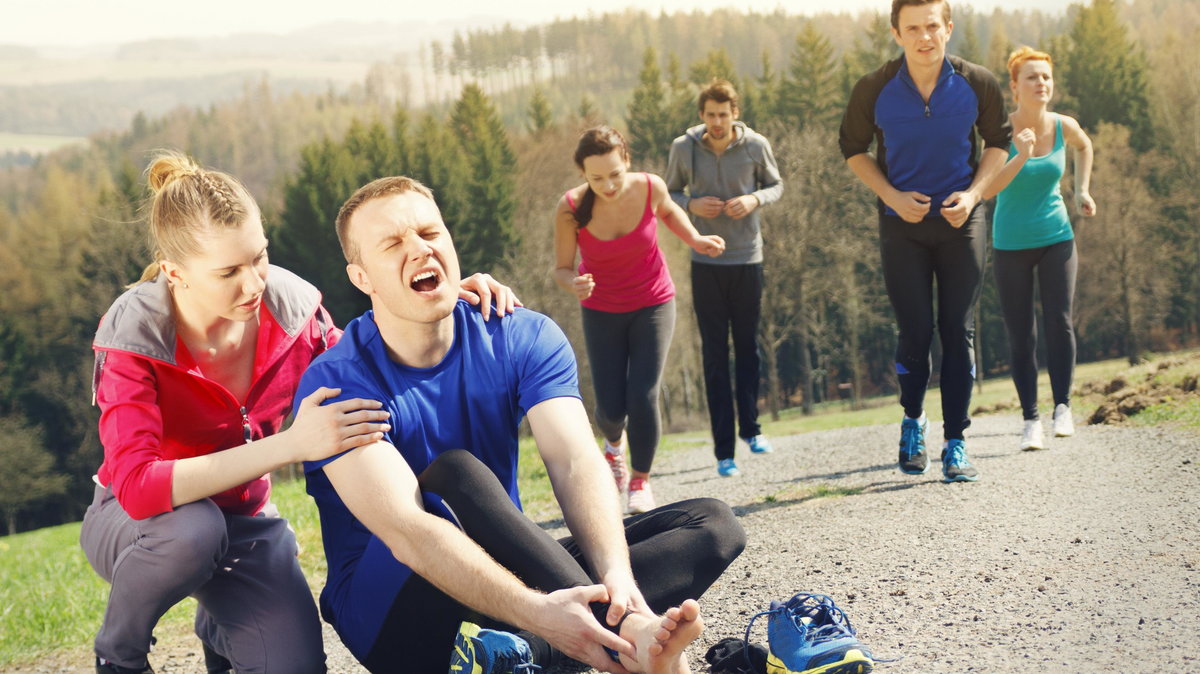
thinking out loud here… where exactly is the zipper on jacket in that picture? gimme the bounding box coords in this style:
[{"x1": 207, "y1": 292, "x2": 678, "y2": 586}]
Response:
[
  {"x1": 924, "y1": 102, "x2": 931, "y2": 118},
  {"x1": 241, "y1": 406, "x2": 252, "y2": 444}
]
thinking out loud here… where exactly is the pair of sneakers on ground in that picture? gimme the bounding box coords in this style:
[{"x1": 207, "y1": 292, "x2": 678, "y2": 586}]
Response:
[
  {"x1": 897, "y1": 413, "x2": 977, "y2": 482},
  {"x1": 1019, "y1": 403, "x2": 1076, "y2": 451},
  {"x1": 716, "y1": 435, "x2": 773, "y2": 478}
]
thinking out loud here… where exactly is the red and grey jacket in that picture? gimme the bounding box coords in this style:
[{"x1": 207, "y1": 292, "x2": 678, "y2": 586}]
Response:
[{"x1": 91, "y1": 265, "x2": 339, "y2": 520}]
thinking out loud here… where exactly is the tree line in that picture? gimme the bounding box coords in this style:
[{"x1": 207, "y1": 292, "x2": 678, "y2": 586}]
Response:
[{"x1": 0, "y1": 0, "x2": 1195, "y2": 534}]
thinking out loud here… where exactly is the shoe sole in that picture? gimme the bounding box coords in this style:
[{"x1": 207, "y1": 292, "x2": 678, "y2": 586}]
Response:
[
  {"x1": 899, "y1": 465, "x2": 929, "y2": 474},
  {"x1": 943, "y1": 473, "x2": 979, "y2": 482},
  {"x1": 768, "y1": 651, "x2": 874, "y2": 674}
]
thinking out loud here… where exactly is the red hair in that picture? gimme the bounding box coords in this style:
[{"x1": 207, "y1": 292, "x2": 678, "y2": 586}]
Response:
[{"x1": 1007, "y1": 46, "x2": 1053, "y2": 83}]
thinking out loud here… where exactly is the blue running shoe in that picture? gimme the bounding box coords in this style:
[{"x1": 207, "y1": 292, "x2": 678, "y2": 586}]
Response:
[
  {"x1": 747, "y1": 435, "x2": 774, "y2": 454},
  {"x1": 717, "y1": 458, "x2": 742, "y2": 477},
  {"x1": 748, "y1": 593, "x2": 874, "y2": 674},
  {"x1": 897, "y1": 415, "x2": 928, "y2": 475},
  {"x1": 448, "y1": 622, "x2": 540, "y2": 674},
  {"x1": 941, "y1": 439, "x2": 979, "y2": 482}
]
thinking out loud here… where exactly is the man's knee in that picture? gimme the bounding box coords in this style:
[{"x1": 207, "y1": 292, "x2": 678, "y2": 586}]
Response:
[
  {"x1": 420, "y1": 449, "x2": 500, "y2": 498},
  {"x1": 679, "y1": 498, "x2": 746, "y2": 567}
]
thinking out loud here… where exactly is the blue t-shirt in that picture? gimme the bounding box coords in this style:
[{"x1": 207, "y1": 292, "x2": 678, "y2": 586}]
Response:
[{"x1": 293, "y1": 300, "x2": 579, "y2": 652}]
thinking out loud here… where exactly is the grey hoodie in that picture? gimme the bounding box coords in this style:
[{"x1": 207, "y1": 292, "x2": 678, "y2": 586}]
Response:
[{"x1": 665, "y1": 121, "x2": 783, "y2": 265}]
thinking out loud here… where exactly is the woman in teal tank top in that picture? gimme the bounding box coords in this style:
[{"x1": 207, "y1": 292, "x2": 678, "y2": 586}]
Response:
[{"x1": 983, "y1": 47, "x2": 1096, "y2": 452}]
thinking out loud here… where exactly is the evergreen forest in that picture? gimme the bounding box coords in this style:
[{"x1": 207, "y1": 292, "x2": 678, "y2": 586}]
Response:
[{"x1": 0, "y1": 0, "x2": 1196, "y2": 533}]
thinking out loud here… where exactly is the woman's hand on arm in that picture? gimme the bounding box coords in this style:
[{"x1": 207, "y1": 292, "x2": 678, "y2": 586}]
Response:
[{"x1": 169, "y1": 387, "x2": 389, "y2": 507}]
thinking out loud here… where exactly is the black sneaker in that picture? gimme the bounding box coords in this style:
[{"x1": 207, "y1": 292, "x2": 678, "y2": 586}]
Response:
[
  {"x1": 941, "y1": 439, "x2": 979, "y2": 482},
  {"x1": 203, "y1": 642, "x2": 233, "y2": 674},
  {"x1": 95, "y1": 657, "x2": 154, "y2": 674},
  {"x1": 897, "y1": 415, "x2": 929, "y2": 474}
]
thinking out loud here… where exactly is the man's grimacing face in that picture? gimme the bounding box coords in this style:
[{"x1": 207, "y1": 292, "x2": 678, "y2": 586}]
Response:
[{"x1": 345, "y1": 190, "x2": 462, "y2": 326}]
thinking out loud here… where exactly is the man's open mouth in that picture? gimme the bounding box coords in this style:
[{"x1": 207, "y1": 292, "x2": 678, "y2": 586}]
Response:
[{"x1": 410, "y1": 270, "x2": 441, "y2": 292}]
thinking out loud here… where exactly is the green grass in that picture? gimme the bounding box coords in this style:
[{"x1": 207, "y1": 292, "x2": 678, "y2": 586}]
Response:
[
  {"x1": 0, "y1": 132, "x2": 87, "y2": 154},
  {"x1": 3, "y1": 349, "x2": 1197, "y2": 667}
]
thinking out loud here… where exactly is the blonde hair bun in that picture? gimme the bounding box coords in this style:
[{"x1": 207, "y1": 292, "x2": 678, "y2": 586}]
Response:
[{"x1": 146, "y1": 151, "x2": 201, "y2": 194}]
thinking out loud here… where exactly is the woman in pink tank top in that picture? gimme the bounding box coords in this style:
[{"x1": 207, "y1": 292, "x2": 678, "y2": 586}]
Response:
[{"x1": 553, "y1": 126, "x2": 724, "y2": 514}]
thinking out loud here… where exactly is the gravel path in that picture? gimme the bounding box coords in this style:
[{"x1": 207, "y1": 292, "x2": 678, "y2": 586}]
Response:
[{"x1": 18, "y1": 414, "x2": 1199, "y2": 673}]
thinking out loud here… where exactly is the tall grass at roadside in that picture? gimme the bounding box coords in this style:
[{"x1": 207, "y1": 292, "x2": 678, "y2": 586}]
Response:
[{"x1": 3, "y1": 350, "x2": 1196, "y2": 667}]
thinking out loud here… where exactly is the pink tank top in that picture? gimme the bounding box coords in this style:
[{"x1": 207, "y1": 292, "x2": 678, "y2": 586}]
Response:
[{"x1": 567, "y1": 173, "x2": 675, "y2": 313}]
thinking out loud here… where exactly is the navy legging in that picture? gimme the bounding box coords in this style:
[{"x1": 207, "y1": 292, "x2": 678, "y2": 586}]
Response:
[{"x1": 878, "y1": 207, "x2": 987, "y2": 440}]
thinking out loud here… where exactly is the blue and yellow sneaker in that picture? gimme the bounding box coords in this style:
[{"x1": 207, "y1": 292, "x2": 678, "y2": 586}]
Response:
[
  {"x1": 448, "y1": 622, "x2": 540, "y2": 674},
  {"x1": 750, "y1": 593, "x2": 874, "y2": 674}
]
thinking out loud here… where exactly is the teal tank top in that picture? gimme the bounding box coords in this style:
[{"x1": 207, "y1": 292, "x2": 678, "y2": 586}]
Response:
[{"x1": 992, "y1": 115, "x2": 1073, "y2": 251}]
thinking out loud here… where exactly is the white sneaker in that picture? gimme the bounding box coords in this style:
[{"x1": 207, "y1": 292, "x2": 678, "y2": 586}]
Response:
[
  {"x1": 1020, "y1": 418, "x2": 1045, "y2": 451},
  {"x1": 627, "y1": 478, "x2": 655, "y2": 514},
  {"x1": 1053, "y1": 404, "x2": 1075, "y2": 437}
]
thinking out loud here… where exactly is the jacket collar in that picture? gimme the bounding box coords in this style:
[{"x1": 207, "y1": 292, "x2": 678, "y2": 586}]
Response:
[{"x1": 93, "y1": 264, "x2": 321, "y2": 364}]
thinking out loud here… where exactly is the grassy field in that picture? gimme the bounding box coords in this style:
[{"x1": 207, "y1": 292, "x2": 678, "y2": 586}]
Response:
[
  {"x1": 0, "y1": 132, "x2": 87, "y2": 155},
  {"x1": 2, "y1": 350, "x2": 1197, "y2": 667}
]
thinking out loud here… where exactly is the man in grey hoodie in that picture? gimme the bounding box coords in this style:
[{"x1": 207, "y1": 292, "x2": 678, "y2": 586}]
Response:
[{"x1": 665, "y1": 79, "x2": 783, "y2": 477}]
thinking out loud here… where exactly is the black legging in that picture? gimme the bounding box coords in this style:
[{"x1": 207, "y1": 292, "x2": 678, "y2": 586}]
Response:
[
  {"x1": 878, "y1": 207, "x2": 987, "y2": 440},
  {"x1": 993, "y1": 239, "x2": 1077, "y2": 420},
  {"x1": 361, "y1": 450, "x2": 746, "y2": 672},
  {"x1": 580, "y1": 300, "x2": 676, "y2": 474}
]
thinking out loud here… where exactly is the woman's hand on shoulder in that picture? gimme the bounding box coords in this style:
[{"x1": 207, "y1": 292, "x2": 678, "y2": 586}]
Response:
[
  {"x1": 288, "y1": 387, "x2": 391, "y2": 463},
  {"x1": 459, "y1": 273, "x2": 521, "y2": 320}
]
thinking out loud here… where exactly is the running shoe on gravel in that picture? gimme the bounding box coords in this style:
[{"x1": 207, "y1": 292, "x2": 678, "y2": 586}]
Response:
[
  {"x1": 752, "y1": 592, "x2": 875, "y2": 674},
  {"x1": 746, "y1": 435, "x2": 774, "y2": 454},
  {"x1": 1020, "y1": 418, "x2": 1045, "y2": 451},
  {"x1": 627, "y1": 477, "x2": 655, "y2": 514},
  {"x1": 1053, "y1": 404, "x2": 1075, "y2": 437},
  {"x1": 449, "y1": 622, "x2": 539, "y2": 673},
  {"x1": 897, "y1": 414, "x2": 929, "y2": 474},
  {"x1": 941, "y1": 439, "x2": 979, "y2": 482},
  {"x1": 717, "y1": 458, "x2": 742, "y2": 477}
]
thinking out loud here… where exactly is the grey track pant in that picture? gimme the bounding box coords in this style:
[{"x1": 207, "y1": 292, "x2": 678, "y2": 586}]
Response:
[
  {"x1": 580, "y1": 299, "x2": 676, "y2": 474},
  {"x1": 79, "y1": 485, "x2": 326, "y2": 673}
]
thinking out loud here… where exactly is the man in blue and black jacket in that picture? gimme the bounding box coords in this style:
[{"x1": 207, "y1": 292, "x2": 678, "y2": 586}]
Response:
[{"x1": 839, "y1": 0, "x2": 1011, "y2": 483}]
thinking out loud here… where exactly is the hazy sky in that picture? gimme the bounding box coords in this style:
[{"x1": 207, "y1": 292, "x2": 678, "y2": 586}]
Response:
[{"x1": 5, "y1": 0, "x2": 1071, "y2": 47}]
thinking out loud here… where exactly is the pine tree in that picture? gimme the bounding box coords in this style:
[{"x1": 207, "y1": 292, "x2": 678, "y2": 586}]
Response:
[
  {"x1": 1065, "y1": 0, "x2": 1155, "y2": 149},
  {"x1": 0, "y1": 416, "x2": 68, "y2": 535},
  {"x1": 449, "y1": 84, "x2": 518, "y2": 274},
  {"x1": 626, "y1": 47, "x2": 674, "y2": 166},
  {"x1": 778, "y1": 23, "x2": 842, "y2": 132},
  {"x1": 527, "y1": 86, "x2": 554, "y2": 135}
]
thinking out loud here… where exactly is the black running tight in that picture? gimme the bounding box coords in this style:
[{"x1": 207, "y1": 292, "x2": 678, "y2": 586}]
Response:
[{"x1": 360, "y1": 450, "x2": 745, "y2": 672}]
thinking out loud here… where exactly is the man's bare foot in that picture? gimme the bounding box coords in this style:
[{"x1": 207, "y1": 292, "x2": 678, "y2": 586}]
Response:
[{"x1": 617, "y1": 599, "x2": 703, "y2": 674}]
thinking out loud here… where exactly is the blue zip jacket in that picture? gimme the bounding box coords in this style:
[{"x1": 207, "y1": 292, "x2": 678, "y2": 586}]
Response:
[{"x1": 839, "y1": 55, "x2": 1011, "y2": 218}]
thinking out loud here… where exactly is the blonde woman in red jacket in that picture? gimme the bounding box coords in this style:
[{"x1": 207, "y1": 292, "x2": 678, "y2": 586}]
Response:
[{"x1": 80, "y1": 152, "x2": 515, "y2": 674}]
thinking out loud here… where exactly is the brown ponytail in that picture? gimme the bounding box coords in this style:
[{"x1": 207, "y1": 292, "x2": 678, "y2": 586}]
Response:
[{"x1": 572, "y1": 126, "x2": 631, "y2": 229}]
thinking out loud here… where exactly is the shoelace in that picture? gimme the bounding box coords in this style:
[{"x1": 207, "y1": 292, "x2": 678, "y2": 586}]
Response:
[
  {"x1": 743, "y1": 593, "x2": 855, "y2": 652},
  {"x1": 899, "y1": 420, "x2": 924, "y2": 458},
  {"x1": 944, "y1": 441, "x2": 968, "y2": 466}
]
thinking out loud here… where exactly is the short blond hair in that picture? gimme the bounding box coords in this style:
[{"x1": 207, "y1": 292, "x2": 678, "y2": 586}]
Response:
[
  {"x1": 335, "y1": 176, "x2": 435, "y2": 264},
  {"x1": 137, "y1": 151, "x2": 258, "y2": 283}
]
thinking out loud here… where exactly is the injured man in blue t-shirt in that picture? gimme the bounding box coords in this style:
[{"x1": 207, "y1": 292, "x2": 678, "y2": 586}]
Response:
[{"x1": 293, "y1": 175, "x2": 745, "y2": 674}]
